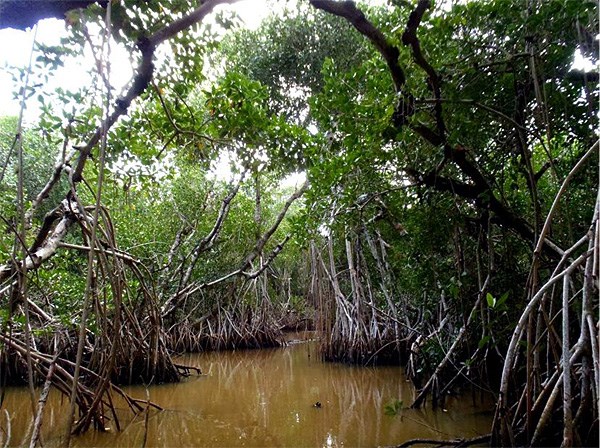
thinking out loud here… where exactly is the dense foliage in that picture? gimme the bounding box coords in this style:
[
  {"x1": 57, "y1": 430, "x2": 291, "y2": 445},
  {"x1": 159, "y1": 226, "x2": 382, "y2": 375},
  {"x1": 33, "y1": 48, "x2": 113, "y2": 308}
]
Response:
[{"x1": 0, "y1": 0, "x2": 597, "y2": 445}]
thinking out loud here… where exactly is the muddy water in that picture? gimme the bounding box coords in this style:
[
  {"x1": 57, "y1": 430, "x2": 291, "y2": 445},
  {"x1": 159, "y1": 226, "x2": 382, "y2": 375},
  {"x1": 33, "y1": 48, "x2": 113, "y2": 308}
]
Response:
[{"x1": 1, "y1": 338, "x2": 493, "y2": 447}]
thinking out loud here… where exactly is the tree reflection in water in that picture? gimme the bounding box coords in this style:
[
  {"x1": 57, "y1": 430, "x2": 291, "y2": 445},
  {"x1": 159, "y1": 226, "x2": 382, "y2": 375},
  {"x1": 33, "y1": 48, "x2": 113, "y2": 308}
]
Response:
[{"x1": 0, "y1": 339, "x2": 493, "y2": 447}]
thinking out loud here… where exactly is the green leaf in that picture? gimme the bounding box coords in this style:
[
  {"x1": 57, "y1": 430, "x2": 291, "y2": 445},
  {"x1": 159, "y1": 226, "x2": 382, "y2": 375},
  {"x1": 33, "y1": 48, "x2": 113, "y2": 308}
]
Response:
[
  {"x1": 486, "y1": 292, "x2": 495, "y2": 308},
  {"x1": 478, "y1": 335, "x2": 492, "y2": 349},
  {"x1": 497, "y1": 291, "x2": 509, "y2": 307}
]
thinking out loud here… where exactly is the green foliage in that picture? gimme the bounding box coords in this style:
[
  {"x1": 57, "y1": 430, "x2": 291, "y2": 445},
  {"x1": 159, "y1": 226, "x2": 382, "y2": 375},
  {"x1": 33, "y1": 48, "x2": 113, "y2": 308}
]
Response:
[
  {"x1": 219, "y1": 3, "x2": 369, "y2": 119},
  {"x1": 486, "y1": 291, "x2": 509, "y2": 312},
  {"x1": 1, "y1": 0, "x2": 596, "y2": 385},
  {"x1": 35, "y1": 262, "x2": 87, "y2": 324},
  {"x1": 384, "y1": 399, "x2": 404, "y2": 416},
  {"x1": 0, "y1": 116, "x2": 67, "y2": 229}
]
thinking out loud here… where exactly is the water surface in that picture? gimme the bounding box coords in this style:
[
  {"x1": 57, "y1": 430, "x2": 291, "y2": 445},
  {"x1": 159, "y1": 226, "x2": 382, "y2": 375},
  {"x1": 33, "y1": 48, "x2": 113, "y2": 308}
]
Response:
[{"x1": 1, "y1": 338, "x2": 493, "y2": 447}]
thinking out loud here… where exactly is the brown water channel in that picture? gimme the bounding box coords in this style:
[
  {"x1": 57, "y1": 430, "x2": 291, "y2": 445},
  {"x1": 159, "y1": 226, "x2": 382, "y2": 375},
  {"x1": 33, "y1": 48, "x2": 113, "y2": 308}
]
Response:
[{"x1": 2, "y1": 338, "x2": 493, "y2": 447}]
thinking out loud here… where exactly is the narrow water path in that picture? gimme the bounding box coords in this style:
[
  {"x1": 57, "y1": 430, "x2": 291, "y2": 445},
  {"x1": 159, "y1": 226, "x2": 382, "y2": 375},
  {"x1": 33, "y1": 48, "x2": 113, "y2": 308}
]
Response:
[{"x1": 1, "y1": 337, "x2": 493, "y2": 447}]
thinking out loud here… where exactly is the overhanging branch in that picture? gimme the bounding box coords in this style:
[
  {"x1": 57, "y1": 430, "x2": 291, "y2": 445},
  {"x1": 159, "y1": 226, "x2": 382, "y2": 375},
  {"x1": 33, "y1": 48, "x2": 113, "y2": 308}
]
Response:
[
  {"x1": 72, "y1": 0, "x2": 242, "y2": 182},
  {"x1": 309, "y1": 0, "x2": 406, "y2": 91},
  {"x1": 2, "y1": 0, "x2": 243, "y2": 283}
]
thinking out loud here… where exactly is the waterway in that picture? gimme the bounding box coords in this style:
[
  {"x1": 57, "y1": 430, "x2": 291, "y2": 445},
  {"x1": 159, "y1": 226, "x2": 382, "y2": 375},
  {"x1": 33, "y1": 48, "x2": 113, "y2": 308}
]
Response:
[{"x1": 1, "y1": 337, "x2": 493, "y2": 446}]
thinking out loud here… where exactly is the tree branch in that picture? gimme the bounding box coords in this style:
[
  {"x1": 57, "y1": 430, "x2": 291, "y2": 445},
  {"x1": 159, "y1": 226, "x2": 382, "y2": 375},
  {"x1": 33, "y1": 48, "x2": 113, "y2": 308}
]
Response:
[
  {"x1": 2, "y1": 0, "x2": 241, "y2": 282},
  {"x1": 312, "y1": 0, "x2": 565, "y2": 259},
  {"x1": 240, "y1": 180, "x2": 308, "y2": 271},
  {"x1": 402, "y1": 0, "x2": 444, "y2": 138},
  {"x1": 24, "y1": 143, "x2": 75, "y2": 229},
  {"x1": 72, "y1": 0, "x2": 241, "y2": 182},
  {"x1": 148, "y1": 0, "x2": 240, "y2": 47},
  {"x1": 243, "y1": 235, "x2": 291, "y2": 279},
  {"x1": 407, "y1": 162, "x2": 563, "y2": 258},
  {"x1": 162, "y1": 181, "x2": 308, "y2": 319},
  {"x1": 0, "y1": 200, "x2": 78, "y2": 284},
  {"x1": 180, "y1": 173, "x2": 246, "y2": 288},
  {"x1": 309, "y1": 0, "x2": 405, "y2": 91},
  {"x1": 393, "y1": 433, "x2": 491, "y2": 448}
]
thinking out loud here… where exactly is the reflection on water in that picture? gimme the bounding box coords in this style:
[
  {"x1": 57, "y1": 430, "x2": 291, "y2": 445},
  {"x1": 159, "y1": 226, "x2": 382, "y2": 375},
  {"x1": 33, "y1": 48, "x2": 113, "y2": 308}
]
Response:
[{"x1": 0, "y1": 337, "x2": 493, "y2": 447}]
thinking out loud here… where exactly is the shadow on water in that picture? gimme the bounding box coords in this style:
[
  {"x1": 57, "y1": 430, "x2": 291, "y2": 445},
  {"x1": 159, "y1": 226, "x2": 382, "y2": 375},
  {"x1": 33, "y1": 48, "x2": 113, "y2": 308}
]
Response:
[{"x1": 0, "y1": 337, "x2": 493, "y2": 447}]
